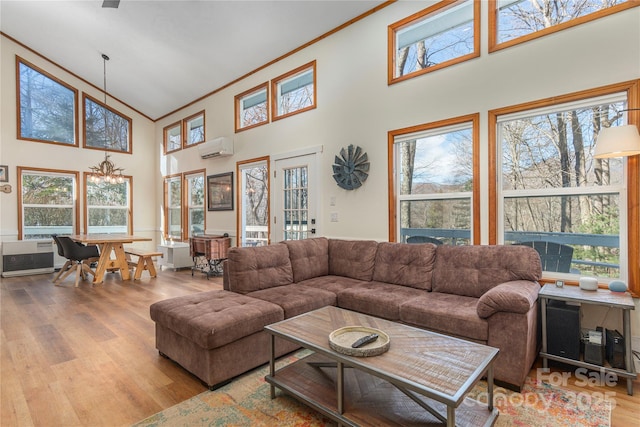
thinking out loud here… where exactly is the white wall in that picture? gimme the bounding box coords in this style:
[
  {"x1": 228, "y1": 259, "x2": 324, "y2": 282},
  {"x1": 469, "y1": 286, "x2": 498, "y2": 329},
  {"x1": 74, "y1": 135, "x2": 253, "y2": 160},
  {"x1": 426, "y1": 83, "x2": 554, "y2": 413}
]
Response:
[
  {"x1": 156, "y1": 2, "x2": 640, "y2": 242},
  {"x1": 155, "y1": 2, "x2": 640, "y2": 335},
  {"x1": 0, "y1": 36, "x2": 158, "y2": 245},
  {"x1": 2, "y1": 3, "x2": 639, "y2": 338}
]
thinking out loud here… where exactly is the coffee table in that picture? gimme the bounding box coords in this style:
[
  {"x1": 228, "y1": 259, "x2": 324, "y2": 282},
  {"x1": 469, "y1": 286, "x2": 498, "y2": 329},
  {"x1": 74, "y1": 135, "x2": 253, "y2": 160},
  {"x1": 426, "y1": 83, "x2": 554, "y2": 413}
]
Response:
[{"x1": 265, "y1": 306, "x2": 499, "y2": 426}]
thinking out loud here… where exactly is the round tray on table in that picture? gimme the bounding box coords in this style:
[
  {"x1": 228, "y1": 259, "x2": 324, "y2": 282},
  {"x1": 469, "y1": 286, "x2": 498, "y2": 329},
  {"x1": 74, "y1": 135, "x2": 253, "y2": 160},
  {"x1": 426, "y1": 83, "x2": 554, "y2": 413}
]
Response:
[{"x1": 328, "y1": 326, "x2": 390, "y2": 357}]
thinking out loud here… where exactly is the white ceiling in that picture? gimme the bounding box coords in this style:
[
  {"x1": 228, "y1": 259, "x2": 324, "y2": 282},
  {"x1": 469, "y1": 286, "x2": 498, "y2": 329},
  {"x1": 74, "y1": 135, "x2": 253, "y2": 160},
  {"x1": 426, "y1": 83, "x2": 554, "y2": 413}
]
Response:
[{"x1": 1, "y1": 0, "x2": 386, "y2": 120}]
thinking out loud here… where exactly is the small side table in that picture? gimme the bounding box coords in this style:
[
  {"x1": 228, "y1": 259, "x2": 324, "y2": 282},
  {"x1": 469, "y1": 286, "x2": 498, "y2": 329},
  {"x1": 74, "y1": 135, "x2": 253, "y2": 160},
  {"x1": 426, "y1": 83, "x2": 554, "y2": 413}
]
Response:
[
  {"x1": 539, "y1": 284, "x2": 637, "y2": 395},
  {"x1": 157, "y1": 243, "x2": 192, "y2": 270}
]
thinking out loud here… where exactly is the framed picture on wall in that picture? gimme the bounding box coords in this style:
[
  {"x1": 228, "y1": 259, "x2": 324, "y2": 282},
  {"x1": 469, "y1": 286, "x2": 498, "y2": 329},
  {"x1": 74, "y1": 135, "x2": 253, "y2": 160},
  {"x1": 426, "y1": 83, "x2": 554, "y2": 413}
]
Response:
[
  {"x1": 207, "y1": 172, "x2": 233, "y2": 211},
  {"x1": 0, "y1": 165, "x2": 8, "y2": 182}
]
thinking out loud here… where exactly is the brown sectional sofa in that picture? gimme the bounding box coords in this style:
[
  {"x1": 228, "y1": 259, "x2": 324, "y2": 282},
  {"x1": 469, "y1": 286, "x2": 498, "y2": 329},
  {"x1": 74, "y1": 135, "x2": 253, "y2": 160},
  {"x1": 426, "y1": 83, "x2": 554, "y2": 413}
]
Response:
[{"x1": 150, "y1": 237, "x2": 542, "y2": 391}]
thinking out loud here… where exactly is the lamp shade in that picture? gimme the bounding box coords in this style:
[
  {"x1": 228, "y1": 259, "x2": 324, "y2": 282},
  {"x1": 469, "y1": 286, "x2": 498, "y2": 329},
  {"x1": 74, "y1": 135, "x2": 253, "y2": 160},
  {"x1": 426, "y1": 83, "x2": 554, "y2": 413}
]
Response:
[{"x1": 594, "y1": 125, "x2": 640, "y2": 158}]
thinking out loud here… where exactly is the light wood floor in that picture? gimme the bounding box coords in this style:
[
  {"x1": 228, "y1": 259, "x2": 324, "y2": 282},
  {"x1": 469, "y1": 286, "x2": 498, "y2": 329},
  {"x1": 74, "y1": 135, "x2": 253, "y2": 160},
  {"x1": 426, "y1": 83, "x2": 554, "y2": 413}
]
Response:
[{"x1": 1, "y1": 269, "x2": 639, "y2": 426}]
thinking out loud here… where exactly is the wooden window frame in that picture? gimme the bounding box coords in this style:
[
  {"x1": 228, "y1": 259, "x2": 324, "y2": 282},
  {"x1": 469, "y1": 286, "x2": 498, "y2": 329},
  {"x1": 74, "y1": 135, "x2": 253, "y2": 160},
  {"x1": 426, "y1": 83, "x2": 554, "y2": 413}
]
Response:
[
  {"x1": 183, "y1": 169, "x2": 206, "y2": 239},
  {"x1": 82, "y1": 172, "x2": 133, "y2": 235},
  {"x1": 489, "y1": 0, "x2": 640, "y2": 53},
  {"x1": 488, "y1": 80, "x2": 640, "y2": 296},
  {"x1": 183, "y1": 111, "x2": 206, "y2": 148},
  {"x1": 82, "y1": 93, "x2": 133, "y2": 154},
  {"x1": 16, "y1": 56, "x2": 79, "y2": 147},
  {"x1": 235, "y1": 82, "x2": 269, "y2": 133},
  {"x1": 271, "y1": 61, "x2": 317, "y2": 122},
  {"x1": 236, "y1": 156, "x2": 271, "y2": 247},
  {"x1": 388, "y1": 0, "x2": 480, "y2": 85},
  {"x1": 163, "y1": 121, "x2": 182, "y2": 154},
  {"x1": 387, "y1": 114, "x2": 480, "y2": 244},
  {"x1": 17, "y1": 166, "x2": 80, "y2": 240},
  {"x1": 163, "y1": 174, "x2": 183, "y2": 241}
]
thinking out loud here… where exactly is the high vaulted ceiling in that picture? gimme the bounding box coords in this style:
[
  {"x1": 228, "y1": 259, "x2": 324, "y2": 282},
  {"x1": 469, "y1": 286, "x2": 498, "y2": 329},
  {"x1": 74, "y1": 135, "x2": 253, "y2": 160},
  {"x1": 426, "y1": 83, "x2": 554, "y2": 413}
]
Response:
[{"x1": 1, "y1": 0, "x2": 386, "y2": 120}]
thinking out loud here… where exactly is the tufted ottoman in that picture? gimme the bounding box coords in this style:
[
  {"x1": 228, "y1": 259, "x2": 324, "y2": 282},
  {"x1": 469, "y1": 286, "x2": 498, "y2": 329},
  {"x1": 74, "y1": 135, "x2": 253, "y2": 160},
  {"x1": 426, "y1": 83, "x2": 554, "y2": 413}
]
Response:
[{"x1": 150, "y1": 290, "x2": 298, "y2": 389}]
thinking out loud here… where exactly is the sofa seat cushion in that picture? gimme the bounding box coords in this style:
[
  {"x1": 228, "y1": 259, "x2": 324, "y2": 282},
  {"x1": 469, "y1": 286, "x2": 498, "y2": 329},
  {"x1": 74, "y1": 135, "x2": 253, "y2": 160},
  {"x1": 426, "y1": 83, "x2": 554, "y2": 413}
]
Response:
[
  {"x1": 150, "y1": 290, "x2": 284, "y2": 349},
  {"x1": 283, "y1": 238, "x2": 329, "y2": 282},
  {"x1": 247, "y1": 284, "x2": 337, "y2": 318},
  {"x1": 297, "y1": 275, "x2": 369, "y2": 294},
  {"x1": 226, "y1": 244, "x2": 293, "y2": 294},
  {"x1": 400, "y1": 292, "x2": 488, "y2": 341},
  {"x1": 337, "y1": 282, "x2": 427, "y2": 321},
  {"x1": 328, "y1": 239, "x2": 378, "y2": 281},
  {"x1": 372, "y1": 242, "x2": 436, "y2": 290}
]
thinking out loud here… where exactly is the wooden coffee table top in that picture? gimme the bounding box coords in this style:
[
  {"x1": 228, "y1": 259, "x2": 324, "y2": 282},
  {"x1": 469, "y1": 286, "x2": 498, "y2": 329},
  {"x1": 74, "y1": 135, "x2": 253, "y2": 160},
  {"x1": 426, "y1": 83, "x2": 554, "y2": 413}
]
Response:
[{"x1": 266, "y1": 306, "x2": 498, "y2": 406}]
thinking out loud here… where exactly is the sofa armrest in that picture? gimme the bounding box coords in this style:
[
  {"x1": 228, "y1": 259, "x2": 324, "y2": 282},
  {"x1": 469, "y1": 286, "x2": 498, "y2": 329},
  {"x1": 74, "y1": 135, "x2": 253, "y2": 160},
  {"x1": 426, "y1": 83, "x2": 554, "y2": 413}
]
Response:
[{"x1": 477, "y1": 280, "x2": 540, "y2": 319}]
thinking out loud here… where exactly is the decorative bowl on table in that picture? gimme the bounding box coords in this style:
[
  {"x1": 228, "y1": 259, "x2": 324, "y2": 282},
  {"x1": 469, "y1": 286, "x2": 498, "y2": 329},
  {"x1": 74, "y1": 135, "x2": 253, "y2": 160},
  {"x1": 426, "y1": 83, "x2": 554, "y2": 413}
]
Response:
[{"x1": 329, "y1": 326, "x2": 390, "y2": 357}]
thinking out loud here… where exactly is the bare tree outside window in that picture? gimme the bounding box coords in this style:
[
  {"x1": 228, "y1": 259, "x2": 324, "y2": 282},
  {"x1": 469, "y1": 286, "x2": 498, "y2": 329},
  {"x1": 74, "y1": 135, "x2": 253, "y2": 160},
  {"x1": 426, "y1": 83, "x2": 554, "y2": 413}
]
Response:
[
  {"x1": 18, "y1": 60, "x2": 76, "y2": 145},
  {"x1": 499, "y1": 100, "x2": 626, "y2": 277},
  {"x1": 496, "y1": 0, "x2": 630, "y2": 45},
  {"x1": 241, "y1": 164, "x2": 269, "y2": 246}
]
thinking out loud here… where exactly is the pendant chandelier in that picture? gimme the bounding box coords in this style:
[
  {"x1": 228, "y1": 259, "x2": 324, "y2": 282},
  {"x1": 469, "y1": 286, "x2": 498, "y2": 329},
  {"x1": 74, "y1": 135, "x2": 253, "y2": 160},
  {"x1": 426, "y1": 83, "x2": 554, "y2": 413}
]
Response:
[{"x1": 88, "y1": 53, "x2": 124, "y2": 184}]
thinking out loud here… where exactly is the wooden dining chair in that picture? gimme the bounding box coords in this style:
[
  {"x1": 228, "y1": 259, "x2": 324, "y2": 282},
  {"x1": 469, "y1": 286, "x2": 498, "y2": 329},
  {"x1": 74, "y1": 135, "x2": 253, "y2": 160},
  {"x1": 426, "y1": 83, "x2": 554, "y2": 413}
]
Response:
[{"x1": 54, "y1": 236, "x2": 101, "y2": 287}]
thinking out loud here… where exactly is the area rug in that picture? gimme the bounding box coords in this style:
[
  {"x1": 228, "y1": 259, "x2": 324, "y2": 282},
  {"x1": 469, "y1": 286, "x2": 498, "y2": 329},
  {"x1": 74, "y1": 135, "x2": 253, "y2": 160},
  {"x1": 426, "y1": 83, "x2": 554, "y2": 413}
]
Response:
[{"x1": 133, "y1": 350, "x2": 611, "y2": 427}]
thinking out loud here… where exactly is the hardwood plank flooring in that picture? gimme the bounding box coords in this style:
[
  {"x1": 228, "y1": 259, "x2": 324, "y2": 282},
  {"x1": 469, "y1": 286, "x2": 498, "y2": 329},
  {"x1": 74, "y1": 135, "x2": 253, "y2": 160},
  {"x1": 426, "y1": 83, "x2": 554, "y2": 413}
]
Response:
[
  {"x1": 1, "y1": 268, "x2": 218, "y2": 427},
  {"x1": 1, "y1": 269, "x2": 639, "y2": 426}
]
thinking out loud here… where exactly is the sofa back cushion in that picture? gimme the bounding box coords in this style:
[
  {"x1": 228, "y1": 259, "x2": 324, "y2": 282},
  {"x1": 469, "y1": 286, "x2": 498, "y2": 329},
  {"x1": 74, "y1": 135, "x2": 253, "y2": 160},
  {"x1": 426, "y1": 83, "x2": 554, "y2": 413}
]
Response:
[
  {"x1": 226, "y1": 244, "x2": 293, "y2": 294},
  {"x1": 328, "y1": 239, "x2": 378, "y2": 281},
  {"x1": 432, "y1": 245, "x2": 541, "y2": 298},
  {"x1": 372, "y1": 242, "x2": 436, "y2": 290},
  {"x1": 283, "y1": 237, "x2": 329, "y2": 282}
]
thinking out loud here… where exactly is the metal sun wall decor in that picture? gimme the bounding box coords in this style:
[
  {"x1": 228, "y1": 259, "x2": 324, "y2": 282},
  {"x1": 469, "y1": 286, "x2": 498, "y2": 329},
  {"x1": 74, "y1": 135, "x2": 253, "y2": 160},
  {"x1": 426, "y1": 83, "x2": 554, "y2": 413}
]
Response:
[{"x1": 332, "y1": 144, "x2": 369, "y2": 190}]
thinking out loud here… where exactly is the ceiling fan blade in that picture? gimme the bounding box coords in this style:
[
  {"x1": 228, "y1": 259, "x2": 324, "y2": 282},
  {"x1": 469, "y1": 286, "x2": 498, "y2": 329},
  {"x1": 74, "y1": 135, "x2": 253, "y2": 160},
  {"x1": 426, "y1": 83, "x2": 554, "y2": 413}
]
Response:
[{"x1": 102, "y1": 0, "x2": 120, "y2": 8}]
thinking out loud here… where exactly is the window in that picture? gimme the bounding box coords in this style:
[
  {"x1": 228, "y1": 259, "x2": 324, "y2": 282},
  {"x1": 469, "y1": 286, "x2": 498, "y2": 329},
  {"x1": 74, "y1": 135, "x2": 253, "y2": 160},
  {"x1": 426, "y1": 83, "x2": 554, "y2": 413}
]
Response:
[
  {"x1": 164, "y1": 175, "x2": 182, "y2": 240},
  {"x1": 390, "y1": 115, "x2": 479, "y2": 245},
  {"x1": 185, "y1": 171, "x2": 205, "y2": 237},
  {"x1": 17, "y1": 57, "x2": 78, "y2": 146},
  {"x1": 491, "y1": 87, "x2": 633, "y2": 282},
  {"x1": 164, "y1": 122, "x2": 182, "y2": 154},
  {"x1": 238, "y1": 158, "x2": 270, "y2": 246},
  {"x1": 84, "y1": 173, "x2": 132, "y2": 234},
  {"x1": 272, "y1": 61, "x2": 316, "y2": 120},
  {"x1": 18, "y1": 167, "x2": 79, "y2": 240},
  {"x1": 235, "y1": 83, "x2": 269, "y2": 132},
  {"x1": 83, "y1": 94, "x2": 132, "y2": 153},
  {"x1": 388, "y1": 0, "x2": 479, "y2": 84},
  {"x1": 184, "y1": 111, "x2": 205, "y2": 147},
  {"x1": 490, "y1": 0, "x2": 638, "y2": 52}
]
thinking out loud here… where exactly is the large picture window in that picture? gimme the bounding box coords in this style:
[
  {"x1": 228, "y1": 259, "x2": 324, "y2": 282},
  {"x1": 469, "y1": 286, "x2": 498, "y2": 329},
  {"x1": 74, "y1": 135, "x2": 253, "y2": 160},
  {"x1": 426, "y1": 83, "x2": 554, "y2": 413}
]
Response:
[
  {"x1": 83, "y1": 94, "x2": 132, "y2": 153},
  {"x1": 390, "y1": 115, "x2": 479, "y2": 245},
  {"x1": 18, "y1": 167, "x2": 79, "y2": 239},
  {"x1": 490, "y1": 0, "x2": 638, "y2": 52},
  {"x1": 493, "y1": 91, "x2": 630, "y2": 280},
  {"x1": 271, "y1": 61, "x2": 316, "y2": 121},
  {"x1": 388, "y1": 0, "x2": 479, "y2": 84},
  {"x1": 84, "y1": 174, "x2": 132, "y2": 234},
  {"x1": 17, "y1": 57, "x2": 78, "y2": 146}
]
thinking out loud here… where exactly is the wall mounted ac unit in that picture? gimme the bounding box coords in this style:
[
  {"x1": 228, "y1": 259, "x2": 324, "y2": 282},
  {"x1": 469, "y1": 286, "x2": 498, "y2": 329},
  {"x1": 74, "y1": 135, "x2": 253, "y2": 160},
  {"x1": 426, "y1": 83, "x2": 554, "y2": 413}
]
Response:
[
  {"x1": 198, "y1": 137, "x2": 233, "y2": 159},
  {"x1": 2, "y1": 240, "x2": 55, "y2": 277}
]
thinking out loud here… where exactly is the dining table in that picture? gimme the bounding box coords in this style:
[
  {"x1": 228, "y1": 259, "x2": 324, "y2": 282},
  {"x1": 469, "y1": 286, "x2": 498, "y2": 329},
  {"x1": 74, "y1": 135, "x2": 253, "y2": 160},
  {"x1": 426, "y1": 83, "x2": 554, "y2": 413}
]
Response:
[{"x1": 68, "y1": 234, "x2": 152, "y2": 284}]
